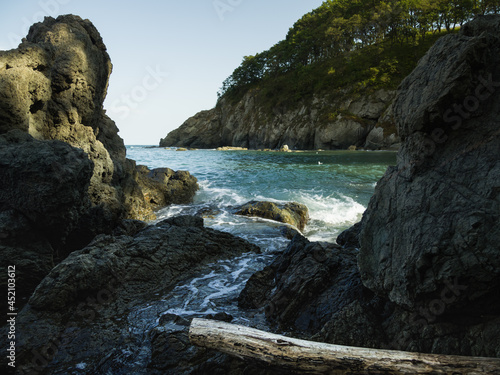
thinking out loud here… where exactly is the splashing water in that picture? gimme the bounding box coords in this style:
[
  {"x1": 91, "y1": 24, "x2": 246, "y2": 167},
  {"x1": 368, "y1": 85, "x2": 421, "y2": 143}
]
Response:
[{"x1": 104, "y1": 147, "x2": 396, "y2": 372}]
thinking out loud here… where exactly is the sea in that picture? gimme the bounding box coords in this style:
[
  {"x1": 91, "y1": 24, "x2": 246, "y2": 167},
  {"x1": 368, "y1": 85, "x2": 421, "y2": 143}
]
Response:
[{"x1": 98, "y1": 146, "x2": 396, "y2": 372}]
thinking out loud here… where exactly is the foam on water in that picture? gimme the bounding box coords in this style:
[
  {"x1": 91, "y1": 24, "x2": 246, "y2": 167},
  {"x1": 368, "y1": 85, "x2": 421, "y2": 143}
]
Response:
[{"x1": 111, "y1": 147, "x2": 396, "y2": 371}]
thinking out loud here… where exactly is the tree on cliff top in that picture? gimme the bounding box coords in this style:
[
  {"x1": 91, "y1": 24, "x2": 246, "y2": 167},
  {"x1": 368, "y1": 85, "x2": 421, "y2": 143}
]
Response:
[{"x1": 218, "y1": 0, "x2": 500, "y2": 103}]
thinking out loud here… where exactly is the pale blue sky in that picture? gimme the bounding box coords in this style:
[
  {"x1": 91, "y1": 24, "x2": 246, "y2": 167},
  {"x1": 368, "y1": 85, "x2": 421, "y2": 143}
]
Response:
[{"x1": 1, "y1": 0, "x2": 324, "y2": 144}]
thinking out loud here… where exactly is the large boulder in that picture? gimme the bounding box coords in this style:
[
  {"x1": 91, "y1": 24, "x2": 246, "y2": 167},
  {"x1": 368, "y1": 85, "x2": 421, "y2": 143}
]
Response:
[
  {"x1": 0, "y1": 14, "x2": 198, "y2": 226},
  {"x1": 359, "y1": 15, "x2": 500, "y2": 312},
  {"x1": 234, "y1": 200, "x2": 309, "y2": 231},
  {"x1": 0, "y1": 131, "x2": 93, "y2": 305},
  {"x1": 0, "y1": 15, "x2": 198, "y2": 303},
  {"x1": 238, "y1": 15, "x2": 500, "y2": 359},
  {"x1": 135, "y1": 165, "x2": 199, "y2": 210},
  {"x1": 239, "y1": 235, "x2": 386, "y2": 347},
  {"x1": 13, "y1": 216, "x2": 260, "y2": 373}
]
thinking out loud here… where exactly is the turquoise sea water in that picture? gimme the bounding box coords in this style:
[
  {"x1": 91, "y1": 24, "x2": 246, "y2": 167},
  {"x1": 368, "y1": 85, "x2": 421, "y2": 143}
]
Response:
[
  {"x1": 127, "y1": 146, "x2": 396, "y2": 244},
  {"x1": 99, "y1": 147, "x2": 397, "y2": 372}
]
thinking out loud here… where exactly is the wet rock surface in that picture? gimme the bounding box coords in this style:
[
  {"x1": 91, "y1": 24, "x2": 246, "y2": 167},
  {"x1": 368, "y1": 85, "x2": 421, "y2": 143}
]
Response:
[
  {"x1": 234, "y1": 200, "x2": 309, "y2": 232},
  {"x1": 12, "y1": 216, "x2": 261, "y2": 374},
  {"x1": 0, "y1": 131, "x2": 94, "y2": 308},
  {"x1": 239, "y1": 235, "x2": 386, "y2": 349},
  {"x1": 239, "y1": 15, "x2": 500, "y2": 360}
]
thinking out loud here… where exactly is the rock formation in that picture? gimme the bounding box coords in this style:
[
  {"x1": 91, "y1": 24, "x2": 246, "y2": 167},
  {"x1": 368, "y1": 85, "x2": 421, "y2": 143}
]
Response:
[
  {"x1": 0, "y1": 130, "x2": 94, "y2": 305},
  {"x1": 234, "y1": 200, "x2": 309, "y2": 231},
  {"x1": 0, "y1": 15, "x2": 198, "y2": 305},
  {"x1": 12, "y1": 216, "x2": 260, "y2": 374},
  {"x1": 160, "y1": 89, "x2": 399, "y2": 150},
  {"x1": 358, "y1": 15, "x2": 500, "y2": 312},
  {"x1": 240, "y1": 15, "x2": 500, "y2": 359}
]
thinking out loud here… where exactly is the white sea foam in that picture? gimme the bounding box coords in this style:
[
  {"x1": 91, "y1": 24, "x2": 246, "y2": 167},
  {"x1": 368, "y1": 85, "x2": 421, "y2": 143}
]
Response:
[
  {"x1": 302, "y1": 192, "x2": 365, "y2": 226},
  {"x1": 194, "y1": 180, "x2": 248, "y2": 207}
]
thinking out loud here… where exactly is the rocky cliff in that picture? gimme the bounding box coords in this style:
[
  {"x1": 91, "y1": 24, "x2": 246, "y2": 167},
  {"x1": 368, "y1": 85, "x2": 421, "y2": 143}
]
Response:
[
  {"x1": 0, "y1": 15, "x2": 198, "y2": 305},
  {"x1": 241, "y1": 15, "x2": 500, "y2": 359},
  {"x1": 160, "y1": 88, "x2": 399, "y2": 150}
]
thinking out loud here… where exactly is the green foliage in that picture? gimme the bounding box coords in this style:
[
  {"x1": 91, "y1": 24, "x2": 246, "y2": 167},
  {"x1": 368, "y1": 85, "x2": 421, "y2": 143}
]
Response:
[{"x1": 217, "y1": 0, "x2": 500, "y2": 107}]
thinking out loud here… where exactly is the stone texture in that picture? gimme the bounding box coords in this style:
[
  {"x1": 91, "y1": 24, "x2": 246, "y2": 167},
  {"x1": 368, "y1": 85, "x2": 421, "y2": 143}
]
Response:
[
  {"x1": 234, "y1": 200, "x2": 309, "y2": 231},
  {"x1": 239, "y1": 235, "x2": 385, "y2": 347},
  {"x1": 239, "y1": 15, "x2": 500, "y2": 360},
  {"x1": 0, "y1": 14, "x2": 198, "y2": 226},
  {"x1": 0, "y1": 15, "x2": 198, "y2": 304},
  {"x1": 135, "y1": 165, "x2": 199, "y2": 210},
  {"x1": 0, "y1": 130, "x2": 93, "y2": 307},
  {"x1": 359, "y1": 14, "x2": 500, "y2": 311},
  {"x1": 12, "y1": 216, "x2": 261, "y2": 373},
  {"x1": 160, "y1": 89, "x2": 398, "y2": 150}
]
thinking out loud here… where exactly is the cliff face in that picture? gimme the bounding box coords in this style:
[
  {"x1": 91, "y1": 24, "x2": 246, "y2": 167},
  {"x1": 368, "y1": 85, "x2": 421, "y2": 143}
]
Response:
[
  {"x1": 0, "y1": 15, "x2": 148, "y2": 222},
  {"x1": 0, "y1": 15, "x2": 197, "y2": 304},
  {"x1": 359, "y1": 14, "x2": 500, "y2": 311},
  {"x1": 240, "y1": 15, "x2": 500, "y2": 358},
  {"x1": 160, "y1": 88, "x2": 399, "y2": 150}
]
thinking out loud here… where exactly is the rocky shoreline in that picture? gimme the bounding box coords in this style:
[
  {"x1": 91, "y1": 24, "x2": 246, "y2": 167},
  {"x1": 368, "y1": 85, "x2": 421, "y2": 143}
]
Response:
[
  {"x1": 0, "y1": 16, "x2": 198, "y2": 310},
  {"x1": 160, "y1": 88, "x2": 400, "y2": 151},
  {"x1": 1, "y1": 14, "x2": 500, "y2": 375}
]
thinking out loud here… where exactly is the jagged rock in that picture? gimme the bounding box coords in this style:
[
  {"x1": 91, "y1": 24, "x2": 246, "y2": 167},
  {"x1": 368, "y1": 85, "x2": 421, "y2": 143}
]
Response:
[
  {"x1": 359, "y1": 14, "x2": 500, "y2": 312},
  {"x1": 0, "y1": 130, "x2": 93, "y2": 306},
  {"x1": 234, "y1": 200, "x2": 309, "y2": 231},
  {"x1": 0, "y1": 15, "x2": 198, "y2": 303},
  {"x1": 239, "y1": 235, "x2": 384, "y2": 346},
  {"x1": 160, "y1": 90, "x2": 398, "y2": 150},
  {"x1": 12, "y1": 216, "x2": 260, "y2": 373},
  {"x1": 0, "y1": 14, "x2": 198, "y2": 225},
  {"x1": 336, "y1": 221, "x2": 361, "y2": 248},
  {"x1": 239, "y1": 15, "x2": 500, "y2": 359}
]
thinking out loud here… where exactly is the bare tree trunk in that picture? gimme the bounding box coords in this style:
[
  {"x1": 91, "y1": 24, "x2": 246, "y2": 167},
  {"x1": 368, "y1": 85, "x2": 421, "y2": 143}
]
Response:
[{"x1": 189, "y1": 318, "x2": 500, "y2": 374}]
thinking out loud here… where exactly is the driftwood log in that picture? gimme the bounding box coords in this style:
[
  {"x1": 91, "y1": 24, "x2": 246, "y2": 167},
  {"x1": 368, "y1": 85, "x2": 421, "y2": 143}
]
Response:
[{"x1": 189, "y1": 318, "x2": 500, "y2": 374}]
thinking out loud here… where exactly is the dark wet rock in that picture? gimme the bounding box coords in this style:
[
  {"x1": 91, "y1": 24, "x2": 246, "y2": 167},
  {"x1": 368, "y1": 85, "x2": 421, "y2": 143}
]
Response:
[
  {"x1": 278, "y1": 225, "x2": 301, "y2": 240},
  {"x1": 206, "y1": 312, "x2": 234, "y2": 323},
  {"x1": 239, "y1": 15, "x2": 500, "y2": 359},
  {"x1": 241, "y1": 235, "x2": 500, "y2": 357},
  {"x1": 12, "y1": 216, "x2": 260, "y2": 373},
  {"x1": 238, "y1": 266, "x2": 278, "y2": 310},
  {"x1": 111, "y1": 219, "x2": 148, "y2": 237},
  {"x1": 359, "y1": 14, "x2": 500, "y2": 312},
  {"x1": 234, "y1": 200, "x2": 309, "y2": 231},
  {"x1": 0, "y1": 131, "x2": 93, "y2": 307},
  {"x1": 336, "y1": 221, "x2": 361, "y2": 248},
  {"x1": 239, "y1": 235, "x2": 384, "y2": 344}
]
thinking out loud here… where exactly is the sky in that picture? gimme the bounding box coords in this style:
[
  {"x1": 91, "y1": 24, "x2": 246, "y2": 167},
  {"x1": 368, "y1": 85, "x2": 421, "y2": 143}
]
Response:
[{"x1": 0, "y1": 0, "x2": 325, "y2": 145}]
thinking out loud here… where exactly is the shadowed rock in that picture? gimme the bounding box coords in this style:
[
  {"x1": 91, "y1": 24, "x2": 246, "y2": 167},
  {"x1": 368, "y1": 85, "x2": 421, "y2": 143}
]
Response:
[
  {"x1": 0, "y1": 15, "x2": 198, "y2": 304},
  {"x1": 13, "y1": 216, "x2": 260, "y2": 373},
  {"x1": 239, "y1": 15, "x2": 500, "y2": 359}
]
